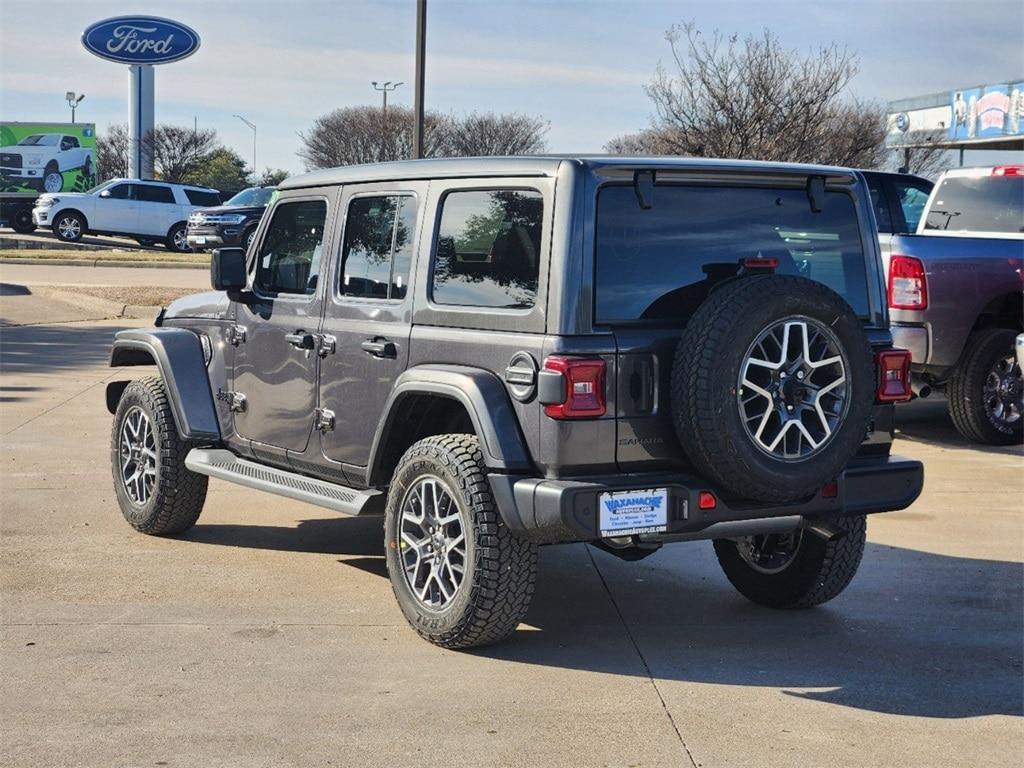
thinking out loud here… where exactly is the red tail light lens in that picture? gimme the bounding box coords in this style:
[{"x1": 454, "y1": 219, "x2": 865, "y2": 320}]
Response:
[
  {"x1": 876, "y1": 349, "x2": 912, "y2": 402},
  {"x1": 698, "y1": 491, "x2": 717, "y2": 510},
  {"x1": 543, "y1": 356, "x2": 606, "y2": 419},
  {"x1": 888, "y1": 255, "x2": 928, "y2": 310}
]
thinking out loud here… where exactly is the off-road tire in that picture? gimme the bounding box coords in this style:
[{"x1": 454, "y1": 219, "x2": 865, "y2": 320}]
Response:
[
  {"x1": 947, "y1": 328, "x2": 1023, "y2": 445},
  {"x1": 714, "y1": 515, "x2": 867, "y2": 608},
  {"x1": 384, "y1": 434, "x2": 538, "y2": 649},
  {"x1": 111, "y1": 377, "x2": 208, "y2": 535},
  {"x1": 670, "y1": 274, "x2": 874, "y2": 503}
]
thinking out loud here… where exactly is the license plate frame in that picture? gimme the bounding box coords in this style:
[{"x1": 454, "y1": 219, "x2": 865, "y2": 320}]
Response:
[{"x1": 598, "y1": 488, "x2": 669, "y2": 537}]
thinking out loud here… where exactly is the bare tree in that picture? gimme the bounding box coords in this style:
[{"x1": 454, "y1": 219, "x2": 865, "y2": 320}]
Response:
[
  {"x1": 890, "y1": 130, "x2": 950, "y2": 177},
  {"x1": 96, "y1": 123, "x2": 130, "y2": 180},
  {"x1": 297, "y1": 106, "x2": 548, "y2": 170},
  {"x1": 606, "y1": 23, "x2": 887, "y2": 168},
  {"x1": 143, "y1": 125, "x2": 219, "y2": 182}
]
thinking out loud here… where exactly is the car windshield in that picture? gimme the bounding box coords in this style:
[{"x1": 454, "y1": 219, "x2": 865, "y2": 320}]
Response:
[
  {"x1": 18, "y1": 135, "x2": 60, "y2": 146},
  {"x1": 226, "y1": 187, "x2": 276, "y2": 207},
  {"x1": 923, "y1": 175, "x2": 1024, "y2": 234}
]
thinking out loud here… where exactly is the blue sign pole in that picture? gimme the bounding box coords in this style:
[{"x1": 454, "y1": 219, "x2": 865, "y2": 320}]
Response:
[{"x1": 129, "y1": 65, "x2": 155, "y2": 179}]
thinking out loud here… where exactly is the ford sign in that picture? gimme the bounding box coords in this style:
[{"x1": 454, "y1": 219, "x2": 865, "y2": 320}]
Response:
[{"x1": 82, "y1": 16, "x2": 200, "y2": 65}]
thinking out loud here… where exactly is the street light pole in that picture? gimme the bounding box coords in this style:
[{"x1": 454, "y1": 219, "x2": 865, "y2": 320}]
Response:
[
  {"x1": 65, "y1": 91, "x2": 85, "y2": 123},
  {"x1": 413, "y1": 0, "x2": 427, "y2": 159},
  {"x1": 234, "y1": 114, "x2": 256, "y2": 184},
  {"x1": 371, "y1": 81, "x2": 403, "y2": 162}
]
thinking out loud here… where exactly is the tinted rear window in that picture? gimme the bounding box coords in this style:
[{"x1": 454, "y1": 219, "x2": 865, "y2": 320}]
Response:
[
  {"x1": 185, "y1": 189, "x2": 222, "y2": 206},
  {"x1": 595, "y1": 184, "x2": 869, "y2": 324},
  {"x1": 922, "y1": 176, "x2": 1023, "y2": 234}
]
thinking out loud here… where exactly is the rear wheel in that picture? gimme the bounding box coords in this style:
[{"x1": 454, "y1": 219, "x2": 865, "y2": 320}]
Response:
[
  {"x1": 165, "y1": 222, "x2": 191, "y2": 252},
  {"x1": 10, "y1": 205, "x2": 35, "y2": 234},
  {"x1": 384, "y1": 434, "x2": 537, "y2": 649},
  {"x1": 947, "y1": 328, "x2": 1023, "y2": 445},
  {"x1": 713, "y1": 515, "x2": 866, "y2": 608}
]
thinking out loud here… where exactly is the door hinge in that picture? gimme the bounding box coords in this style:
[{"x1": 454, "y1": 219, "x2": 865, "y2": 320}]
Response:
[
  {"x1": 216, "y1": 389, "x2": 247, "y2": 413},
  {"x1": 315, "y1": 408, "x2": 336, "y2": 432},
  {"x1": 226, "y1": 324, "x2": 247, "y2": 346},
  {"x1": 316, "y1": 333, "x2": 336, "y2": 358}
]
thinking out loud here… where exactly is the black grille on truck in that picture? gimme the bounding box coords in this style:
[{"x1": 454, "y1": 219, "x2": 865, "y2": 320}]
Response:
[{"x1": 0, "y1": 153, "x2": 23, "y2": 169}]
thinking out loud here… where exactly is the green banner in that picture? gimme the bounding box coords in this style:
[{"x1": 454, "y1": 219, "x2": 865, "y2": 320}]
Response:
[{"x1": 0, "y1": 122, "x2": 97, "y2": 195}]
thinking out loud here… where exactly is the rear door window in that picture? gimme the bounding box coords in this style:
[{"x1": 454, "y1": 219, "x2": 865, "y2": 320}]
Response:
[
  {"x1": 431, "y1": 189, "x2": 543, "y2": 309},
  {"x1": 340, "y1": 195, "x2": 417, "y2": 300},
  {"x1": 595, "y1": 184, "x2": 870, "y2": 324},
  {"x1": 134, "y1": 184, "x2": 175, "y2": 204},
  {"x1": 254, "y1": 199, "x2": 328, "y2": 296}
]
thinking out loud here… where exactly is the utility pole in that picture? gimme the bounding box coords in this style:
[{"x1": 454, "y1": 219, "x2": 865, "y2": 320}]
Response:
[
  {"x1": 413, "y1": 0, "x2": 426, "y2": 159},
  {"x1": 234, "y1": 114, "x2": 256, "y2": 184},
  {"x1": 371, "y1": 81, "x2": 403, "y2": 162},
  {"x1": 65, "y1": 91, "x2": 85, "y2": 123}
]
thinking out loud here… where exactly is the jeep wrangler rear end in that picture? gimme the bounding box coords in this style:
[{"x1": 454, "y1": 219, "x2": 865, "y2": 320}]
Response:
[{"x1": 106, "y1": 157, "x2": 923, "y2": 649}]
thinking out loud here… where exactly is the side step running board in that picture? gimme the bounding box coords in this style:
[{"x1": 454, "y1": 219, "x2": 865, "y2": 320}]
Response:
[{"x1": 185, "y1": 448, "x2": 383, "y2": 516}]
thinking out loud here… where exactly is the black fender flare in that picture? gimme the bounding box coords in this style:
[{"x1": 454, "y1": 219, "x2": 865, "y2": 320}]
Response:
[
  {"x1": 367, "y1": 364, "x2": 532, "y2": 482},
  {"x1": 107, "y1": 328, "x2": 220, "y2": 441}
]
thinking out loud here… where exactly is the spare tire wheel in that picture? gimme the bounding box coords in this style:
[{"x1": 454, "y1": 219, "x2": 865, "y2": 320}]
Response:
[{"x1": 670, "y1": 274, "x2": 874, "y2": 503}]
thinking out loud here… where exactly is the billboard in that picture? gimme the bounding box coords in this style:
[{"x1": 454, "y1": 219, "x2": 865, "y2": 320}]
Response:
[
  {"x1": 948, "y1": 82, "x2": 1023, "y2": 141},
  {"x1": 0, "y1": 122, "x2": 97, "y2": 195}
]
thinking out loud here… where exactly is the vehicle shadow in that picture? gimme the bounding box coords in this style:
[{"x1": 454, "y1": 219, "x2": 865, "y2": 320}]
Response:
[
  {"x1": 895, "y1": 396, "x2": 1022, "y2": 456},
  {"x1": 183, "y1": 514, "x2": 1023, "y2": 720},
  {"x1": 0, "y1": 322, "x2": 129, "y2": 374}
]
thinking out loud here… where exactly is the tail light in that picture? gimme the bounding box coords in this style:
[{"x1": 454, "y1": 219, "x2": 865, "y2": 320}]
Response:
[
  {"x1": 888, "y1": 255, "x2": 927, "y2": 310},
  {"x1": 542, "y1": 356, "x2": 606, "y2": 419},
  {"x1": 992, "y1": 165, "x2": 1024, "y2": 177},
  {"x1": 876, "y1": 349, "x2": 912, "y2": 402}
]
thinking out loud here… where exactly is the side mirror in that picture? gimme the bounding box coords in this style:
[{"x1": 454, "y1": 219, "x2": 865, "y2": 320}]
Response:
[
  {"x1": 211, "y1": 247, "x2": 247, "y2": 292},
  {"x1": 99, "y1": 190, "x2": 111, "y2": 198}
]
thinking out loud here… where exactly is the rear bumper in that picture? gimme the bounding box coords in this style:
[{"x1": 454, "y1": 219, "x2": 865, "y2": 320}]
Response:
[{"x1": 489, "y1": 455, "x2": 924, "y2": 544}]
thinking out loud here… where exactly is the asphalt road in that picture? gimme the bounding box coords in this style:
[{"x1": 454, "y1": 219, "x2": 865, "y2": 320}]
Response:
[{"x1": 1, "y1": 281, "x2": 1021, "y2": 767}]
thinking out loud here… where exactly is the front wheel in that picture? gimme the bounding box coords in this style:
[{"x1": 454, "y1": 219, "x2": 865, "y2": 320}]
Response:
[
  {"x1": 384, "y1": 434, "x2": 538, "y2": 649},
  {"x1": 165, "y1": 222, "x2": 191, "y2": 252},
  {"x1": 713, "y1": 515, "x2": 866, "y2": 608},
  {"x1": 947, "y1": 328, "x2": 1023, "y2": 445},
  {"x1": 111, "y1": 377, "x2": 208, "y2": 535},
  {"x1": 43, "y1": 163, "x2": 63, "y2": 193},
  {"x1": 52, "y1": 211, "x2": 85, "y2": 242}
]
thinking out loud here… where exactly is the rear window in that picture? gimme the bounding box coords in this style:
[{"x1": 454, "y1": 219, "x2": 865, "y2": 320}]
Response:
[
  {"x1": 922, "y1": 176, "x2": 1023, "y2": 234},
  {"x1": 185, "y1": 189, "x2": 222, "y2": 207},
  {"x1": 595, "y1": 184, "x2": 870, "y2": 324}
]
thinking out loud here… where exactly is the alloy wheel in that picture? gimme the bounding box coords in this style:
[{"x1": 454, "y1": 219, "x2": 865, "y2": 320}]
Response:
[
  {"x1": 57, "y1": 215, "x2": 81, "y2": 240},
  {"x1": 398, "y1": 476, "x2": 467, "y2": 610},
  {"x1": 44, "y1": 172, "x2": 63, "y2": 193},
  {"x1": 119, "y1": 406, "x2": 158, "y2": 505},
  {"x1": 735, "y1": 530, "x2": 804, "y2": 574},
  {"x1": 172, "y1": 227, "x2": 190, "y2": 252},
  {"x1": 738, "y1": 316, "x2": 850, "y2": 461},
  {"x1": 984, "y1": 353, "x2": 1022, "y2": 429}
]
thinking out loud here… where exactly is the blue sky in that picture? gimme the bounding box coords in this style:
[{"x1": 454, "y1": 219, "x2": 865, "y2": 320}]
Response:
[{"x1": 2, "y1": 0, "x2": 1021, "y2": 175}]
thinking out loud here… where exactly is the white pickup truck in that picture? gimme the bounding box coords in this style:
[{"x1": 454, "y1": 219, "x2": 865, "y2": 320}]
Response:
[{"x1": 0, "y1": 133, "x2": 93, "y2": 193}]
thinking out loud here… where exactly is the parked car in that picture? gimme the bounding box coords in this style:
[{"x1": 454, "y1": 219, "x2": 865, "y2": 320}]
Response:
[
  {"x1": 105, "y1": 157, "x2": 922, "y2": 649},
  {"x1": 860, "y1": 170, "x2": 934, "y2": 239},
  {"x1": 33, "y1": 179, "x2": 221, "y2": 252},
  {"x1": 884, "y1": 165, "x2": 1023, "y2": 444},
  {"x1": 186, "y1": 186, "x2": 276, "y2": 252},
  {"x1": 0, "y1": 132, "x2": 93, "y2": 193}
]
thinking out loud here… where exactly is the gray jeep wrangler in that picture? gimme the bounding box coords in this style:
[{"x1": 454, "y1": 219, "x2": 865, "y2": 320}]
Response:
[{"x1": 106, "y1": 157, "x2": 924, "y2": 649}]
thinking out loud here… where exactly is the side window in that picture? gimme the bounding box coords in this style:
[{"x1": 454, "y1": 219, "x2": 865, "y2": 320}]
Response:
[
  {"x1": 134, "y1": 184, "x2": 175, "y2": 204},
  {"x1": 864, "y1": 176, "x2": 893, "y2": 233},
  {"x1": 106, "y1": 183, "x2": 133, "y2": 200},
  {"x1": 61, "y1": 136, "x2": 77, "y2": 150},
  {"x1": 254, "y1": 199, "x2": 328, "y2": 296},
  {"x1": 340, "y1": 195, "x2": 417, "y2": 300},
  {"x1": 185, "y1": 189, "x2": 221, "y2": 206},
  {"x1": 893, "y1": 181, "x2": 932, "y2": 233},
  {"x1": 432, "y1": 189, "x2": 543, "y2": 309}
]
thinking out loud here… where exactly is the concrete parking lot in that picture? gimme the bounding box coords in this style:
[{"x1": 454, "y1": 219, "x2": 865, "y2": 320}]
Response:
[{"x1": 1, "y1": 267, "x2": 1022, "y2": 767}]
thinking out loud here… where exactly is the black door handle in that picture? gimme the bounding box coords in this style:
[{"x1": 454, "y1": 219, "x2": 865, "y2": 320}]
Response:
[
  {"x1": 285, "y1": 331, "x2": 314, "y2": 349},
  {"x1": 361, "y1": 339, "x2": 397, "y2": 358}
]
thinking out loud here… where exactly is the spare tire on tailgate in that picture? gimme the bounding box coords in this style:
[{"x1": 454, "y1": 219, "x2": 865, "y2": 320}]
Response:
[{"x1": 671, "y1": 274, "x2": 874, "y2": 503}]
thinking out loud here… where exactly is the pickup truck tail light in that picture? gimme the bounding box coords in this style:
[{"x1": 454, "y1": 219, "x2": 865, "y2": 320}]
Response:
[
  {"x1": 542, "y1": 356, "x2": 606, "y2": 419},
  {"x1": 888, "y1": 255, "x2": 928, "y2": 310},
  {"x1": 876, "y1": 349, "x2": 913, "y2": 403}
]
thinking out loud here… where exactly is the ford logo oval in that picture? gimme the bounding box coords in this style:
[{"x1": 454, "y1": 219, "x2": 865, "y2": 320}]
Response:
[{"x1": 82, "y1": 16, "x2": 200, "y2": 65}]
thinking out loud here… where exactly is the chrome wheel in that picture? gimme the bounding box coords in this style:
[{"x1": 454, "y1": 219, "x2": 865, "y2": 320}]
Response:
[
  {"x1": 172, "y1": 226, "x2": 190, "y2": 252},
  {"x1": 984, "y1": 353, "x2": 1022, "y2": 428},
  {"x1": 736, "y1": 530, "x2": 803, "y2": 574},
  {"x1": 398, "y1": 476, "x2": 467, "y2": 610},
  {"x1": 118, "y1": 406, "x2": 157, "y2": 505},
  {"x1": 44, "y1": 171, "x2": 63, "y2": 193},
  {"x1": 57, "y1": 215, "x2": 81, "y2": 240},
  {"x1": 738, "y1": 316, "x2": 850, "y2": 461}
]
